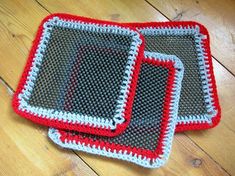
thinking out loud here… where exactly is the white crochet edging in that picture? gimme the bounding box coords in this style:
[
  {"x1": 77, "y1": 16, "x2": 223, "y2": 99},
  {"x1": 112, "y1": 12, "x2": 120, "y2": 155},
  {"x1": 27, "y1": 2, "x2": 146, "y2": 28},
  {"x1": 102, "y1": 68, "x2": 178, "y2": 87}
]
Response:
[
  {"x1": 48, "y1": 51, "x2": 184, "y2": 168},
  {"x1": 138, "y1": 26, "x2": 217, "y2": 125},
  {"x1": 17, "y1": 16, "x2": 142, "y2": 130}
]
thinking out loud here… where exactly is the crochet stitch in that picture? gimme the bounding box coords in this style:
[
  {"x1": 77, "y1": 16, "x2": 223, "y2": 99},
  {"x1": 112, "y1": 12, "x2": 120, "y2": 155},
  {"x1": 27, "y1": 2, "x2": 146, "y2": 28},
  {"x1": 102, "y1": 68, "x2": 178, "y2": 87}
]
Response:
[
  {"x1": 127, "y1": 22, "x2": 221, "y2": 132},
  {"x1": 48, "y1": 52, "x2": 184, "y2": 168},
  {"x1": 12, "y1": 13, "x2": 145, "y2": 137}
]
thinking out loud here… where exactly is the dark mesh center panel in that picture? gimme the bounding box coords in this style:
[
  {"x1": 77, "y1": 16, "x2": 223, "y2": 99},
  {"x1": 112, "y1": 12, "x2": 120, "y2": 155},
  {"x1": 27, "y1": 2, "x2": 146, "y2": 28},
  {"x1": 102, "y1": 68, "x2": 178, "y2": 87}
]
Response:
[
  {"x1": 144, "y1": 35, "x2": 207, "y2": 117},
  {"x1": 74, "y1": 63, "x2": 169, "y2": 151},
  {"x1": 28, "y1": 26, "x2": 132, "y2": 119}
]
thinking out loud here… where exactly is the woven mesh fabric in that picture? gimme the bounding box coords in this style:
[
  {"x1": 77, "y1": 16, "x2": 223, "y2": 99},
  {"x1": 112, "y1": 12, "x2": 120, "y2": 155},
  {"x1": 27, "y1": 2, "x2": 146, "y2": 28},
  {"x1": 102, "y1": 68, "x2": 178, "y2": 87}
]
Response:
[
  {"x1": 29, "y1": 26, "x2": 132, "y2": 119},
  {"x1": 12, "y1": 14, "x2": 146, "y2": 136},
  {"x1": 144, "y1": 35, "x2": 207, "y2": 117},
  {"x1": 66, "y1": 62, "x2": 169, "y2": 151},
  {"x1": 48, "y1": 52, "x2": 184, "y2": 168}
]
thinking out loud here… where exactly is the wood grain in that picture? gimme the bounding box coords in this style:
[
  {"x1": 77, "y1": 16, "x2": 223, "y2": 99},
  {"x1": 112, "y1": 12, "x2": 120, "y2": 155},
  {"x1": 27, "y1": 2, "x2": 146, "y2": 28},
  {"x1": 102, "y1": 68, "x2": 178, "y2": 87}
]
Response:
[
  {"x1": 0, "y1": 80, "x2": 97, "y2": 176},
  {"x1": 37, "y1": 0, "x2": 168, "y2": 22},
  {"x1": 0, "y1": 0, "x2": 48, "y2": 89},
  {"x1": 0, "y1": 0, "x2": 234, "y2": 175},
  {"x1": 186, "y1": 60, "x2": 235, "y2": 176},
  {"x1": 0, "y1": 1, "x2": 94, "y2": 175},
  {"x1": 147, "y1": 0, "x2": 235, "y2": 74}
]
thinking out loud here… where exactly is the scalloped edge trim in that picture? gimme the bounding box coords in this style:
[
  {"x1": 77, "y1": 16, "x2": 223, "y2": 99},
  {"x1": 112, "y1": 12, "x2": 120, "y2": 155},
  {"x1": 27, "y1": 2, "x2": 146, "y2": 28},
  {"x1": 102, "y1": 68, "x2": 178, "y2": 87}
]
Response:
[{"x1": 48, "y1": 51, "x2": 184, "y2": 168}]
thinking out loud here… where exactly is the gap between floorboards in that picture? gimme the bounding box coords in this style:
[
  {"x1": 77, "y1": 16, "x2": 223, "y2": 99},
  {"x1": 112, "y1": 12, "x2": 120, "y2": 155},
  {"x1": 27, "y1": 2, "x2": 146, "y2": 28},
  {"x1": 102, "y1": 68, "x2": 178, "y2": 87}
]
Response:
[{"x1": 144, "y1": 0, "x2": 235, "y2": 78}]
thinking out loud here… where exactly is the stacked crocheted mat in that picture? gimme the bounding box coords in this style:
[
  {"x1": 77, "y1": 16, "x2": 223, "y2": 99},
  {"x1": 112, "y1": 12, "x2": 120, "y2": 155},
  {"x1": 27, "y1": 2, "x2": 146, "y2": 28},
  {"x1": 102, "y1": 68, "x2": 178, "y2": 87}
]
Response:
[
  {"x1": 127, "y1": 22, "x2": 221, "y2": 131},
  {"x1": 12, "y1": 13, "x2": 220, "y2": 168}
]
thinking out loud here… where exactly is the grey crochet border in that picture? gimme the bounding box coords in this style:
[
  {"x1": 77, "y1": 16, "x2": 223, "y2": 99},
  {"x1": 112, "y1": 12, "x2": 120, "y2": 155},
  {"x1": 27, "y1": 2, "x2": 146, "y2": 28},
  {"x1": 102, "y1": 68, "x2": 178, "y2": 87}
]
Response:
[
  {"x1": 48, "y1": 51, "x2": 184, "y2": 168},
  {"x1": 138, "y1": 26, "x2": 217, "y2": 125},
  {"x1": 17, "y1": 16, "x2": 142, "y2": 130}
]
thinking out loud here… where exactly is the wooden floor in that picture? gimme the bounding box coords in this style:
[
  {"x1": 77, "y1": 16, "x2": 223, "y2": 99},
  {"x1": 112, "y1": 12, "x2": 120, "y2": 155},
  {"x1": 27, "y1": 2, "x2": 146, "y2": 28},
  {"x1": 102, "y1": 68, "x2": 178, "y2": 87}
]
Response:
[{"x1": 0, "y1": 0, "x2": 234, "y2": 175}]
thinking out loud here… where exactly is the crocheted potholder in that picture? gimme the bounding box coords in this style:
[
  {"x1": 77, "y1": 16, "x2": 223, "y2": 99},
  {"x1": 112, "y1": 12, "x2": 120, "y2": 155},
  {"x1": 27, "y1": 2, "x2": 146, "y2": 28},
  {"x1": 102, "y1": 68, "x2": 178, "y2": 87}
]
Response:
[
  {"x1": 128, "y1": 22, "x2": 221, "y2": 132},
  {"x1": 12, "y1": 13, "x2": 144, "y2": 136},
  {"x1": 48, "y1": 52, "x2": 184, "y2": 168}
]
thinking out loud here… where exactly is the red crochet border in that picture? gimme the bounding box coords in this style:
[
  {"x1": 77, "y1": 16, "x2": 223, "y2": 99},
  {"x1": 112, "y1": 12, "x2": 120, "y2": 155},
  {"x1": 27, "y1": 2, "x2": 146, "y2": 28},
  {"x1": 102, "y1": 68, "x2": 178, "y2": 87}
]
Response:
[
  {"x1": 126, "y1": 21, "x2": 221, "y2": 132},
  {"x1": 12, "y1": 13, "x2": 145, "y2": 137},
  {"x1": 57, "y1": 57, "x2": 176, "y2": 160}
]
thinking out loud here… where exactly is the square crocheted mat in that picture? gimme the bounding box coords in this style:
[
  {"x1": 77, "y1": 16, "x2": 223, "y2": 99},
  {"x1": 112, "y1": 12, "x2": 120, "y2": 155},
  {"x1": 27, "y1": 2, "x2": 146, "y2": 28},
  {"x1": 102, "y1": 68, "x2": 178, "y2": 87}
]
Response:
[
  {"x1": 48, "y1": 52, "x2": 184, "y2": 168},
  {"x1": 128, "y1": 22, "x2": 221, "y2": 132},
  {"x1": 12, "y1": 13, "x2": 145, "y2": 137}
]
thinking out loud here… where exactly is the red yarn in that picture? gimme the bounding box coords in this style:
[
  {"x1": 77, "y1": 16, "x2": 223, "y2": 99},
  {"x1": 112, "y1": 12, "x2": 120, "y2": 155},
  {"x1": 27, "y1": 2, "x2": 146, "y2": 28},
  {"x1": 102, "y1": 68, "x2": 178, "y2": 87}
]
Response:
[
  {"x1": 12, "y1": 13, "x2": 145, "y2": 137},
  {"x1": 57, "y1": 58, "x2": 177, "y2": 159},
  {"x1": 126, "y1": 21, "x2": 221, "y2": 132}
]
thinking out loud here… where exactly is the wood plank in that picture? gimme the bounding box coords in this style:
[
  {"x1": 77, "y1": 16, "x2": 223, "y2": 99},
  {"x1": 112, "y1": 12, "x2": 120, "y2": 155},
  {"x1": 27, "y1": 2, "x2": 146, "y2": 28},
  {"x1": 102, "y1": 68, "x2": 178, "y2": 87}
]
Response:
[
  {"x1": 0, "y1": 80, "x2": 97, "y2": 176},
  {"x1": 147, "y1": 0, "x2": 235, "y2": 74},
  {"x1": 36, "y1": 0, "x2": 234, "y2": 175},
  {"x1": 36, "y1": 0, "x2": 168, "y2": 22},
  {"x1": 0, "y1": 0, "x2": 49, "y2": 89},
  {"x1": 186, "y1": 59, "x2": 235, "y2": 176},
  {"x1": 0, "y1": 1, "x2": 97, "y2": 175}
]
